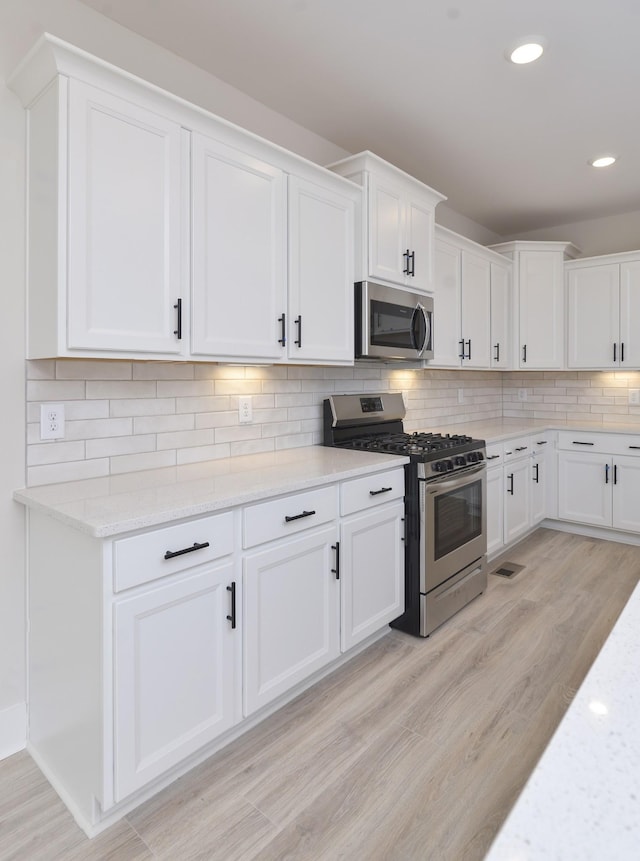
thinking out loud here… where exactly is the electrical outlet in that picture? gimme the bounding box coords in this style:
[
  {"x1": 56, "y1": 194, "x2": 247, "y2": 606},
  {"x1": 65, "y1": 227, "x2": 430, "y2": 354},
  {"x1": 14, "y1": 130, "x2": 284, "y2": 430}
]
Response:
[
  {"x1": 40, "y1": 403, "x2": 65, "y2": 440},
  {"x1": 238, "y1": 396, "x2": 253, "y2": 424},
  {"x1": 629, "y1": 389, "x2": 640, "y2": 406},
  {"x1": 457, "y1": 388, "x2": 464, "y2": 404},
  {"x1": 518, "y1": 389, "x2": 528, "y2": 402}
]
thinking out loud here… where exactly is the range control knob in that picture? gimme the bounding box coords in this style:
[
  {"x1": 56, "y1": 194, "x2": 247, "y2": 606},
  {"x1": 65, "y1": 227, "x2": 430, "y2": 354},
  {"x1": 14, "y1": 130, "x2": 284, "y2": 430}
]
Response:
[
  {"x1": 466, "y1": 451, "x2": 480, "y2": 463},
  {"x1": 454, "y1": 455, "x2": 466, "y2": 466}
]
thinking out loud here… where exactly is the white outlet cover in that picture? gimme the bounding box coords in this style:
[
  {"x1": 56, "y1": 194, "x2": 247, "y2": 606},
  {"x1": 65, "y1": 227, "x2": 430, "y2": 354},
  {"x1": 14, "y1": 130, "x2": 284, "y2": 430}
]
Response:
[{"x1": 40, "y1": 403, "x2": 65, "y2": 440}]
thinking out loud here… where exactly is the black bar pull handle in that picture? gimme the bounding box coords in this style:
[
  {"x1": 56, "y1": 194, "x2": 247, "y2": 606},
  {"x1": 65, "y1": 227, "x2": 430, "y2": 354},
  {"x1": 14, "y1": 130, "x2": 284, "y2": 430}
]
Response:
[
  {"x1": 369, "y1": 486, "x2": 393, "y2": 496},
  {"x1": 537, "y1": 440, "x2": 548, "y2": 445},
  {"x1": 466, "y1": 339, "x2": 472, "y2": 360},
  {"x1": 226, "y1": 582, "x2": 236, "y2": 629},
  {"x1": 278, "y1": 312, "x2": 286, "y2": 346},
  {"x1": 173, "y1": 298, "x2": 182, "y2": 340},
  {"x1": 573, "y1": 441, "x2": 594, "y2": 446},
  {"x1": 515, "y1": 446, "x2": 528, "y2": 452},
  {"x1": 522, "y1": 344, "x2": 527, "y2": 363},
  {"x1": 621, "y1": 343, "x2": 625, "y2": 363},
  {"x1": 614, "y1": 464, "x2": 618, "y2": 485},
  {"x1": 533, "y1": 463, "x2": 539, "y2": 484},
  {"x1": 614, "y1": 342, "x2": 617, "y2": 363},
  {"x1": 294, "y1": 315, "x2": 302, "y2": 348},
  {"x1": 403, "y1": 249, "x2": 411, "y2": 275},
  {"x1": 459, "y1": 339, "x2": 465, "y2": 359},
  {"x1": 331, "y1": 542, "x2": 340, "y2": 579},
  {"x1": 164, "y1": 540, "x2": 210, "y2": 560},
  {"x1": 507, "y1": 473, "x2": 514, "y2": 495},
  {"x1": 629, "y1": 446, "x2": 640, "y2": 450},
  {"x1": 401, "y1": 517, "x2": 406, "y2": 543},
  {"x1": 409, "y1": 250, "x2": 416, "y2": 277},
  {"x1": 494, "y1": 343, "x2": 500, "y2": 363},
  {"x1": 486, "y1": 454, "x2": 501, "y2": 460},
  {"x1": 284, "y1": 509, "x2": 316, "y2": 523},
  {"x1": 605, "y1": 463, "x2": 610, "y2": 484}
]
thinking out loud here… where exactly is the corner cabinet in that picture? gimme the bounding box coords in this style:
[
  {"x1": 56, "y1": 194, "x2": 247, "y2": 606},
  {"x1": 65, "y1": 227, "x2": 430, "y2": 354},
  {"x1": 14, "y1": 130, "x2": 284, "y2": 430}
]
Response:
[
  {"x1": 328, "y1": 150, "x2": 446, "y2": 293},
  {"x1": 26, "y1": 77, "x2": 189, "y2": 360},
  {"x1": 489, "y1": 241, "x2": 579, "y2": 369},
  {"x1": 11, "y1": 35, "x2": 359, "y2": 365}
]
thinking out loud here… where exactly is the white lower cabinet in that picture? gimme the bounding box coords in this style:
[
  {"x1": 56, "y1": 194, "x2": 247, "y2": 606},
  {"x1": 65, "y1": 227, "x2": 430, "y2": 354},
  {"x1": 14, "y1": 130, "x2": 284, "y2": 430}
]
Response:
[
  {"x1": 486, "y1": 464, "x2": 505, "y2": 556},
  {"x1": 558, "y1": 449, "x2": 640, "y2": 531},
  {"x1": 530, "y1": 435, "x2": 552, "y2": 525},
  {"x1": 243, "y1": 525, "x2": 340, "y2": 716},
  {"x1": 340, "y1": 501, "x2": 405, "y2": 652},
  {"x1": 113, "y1": 561, "x2": 240, "y2": 800},
  {"x1": 504, "y1": 457, "x2": 531, "y2": 545}
]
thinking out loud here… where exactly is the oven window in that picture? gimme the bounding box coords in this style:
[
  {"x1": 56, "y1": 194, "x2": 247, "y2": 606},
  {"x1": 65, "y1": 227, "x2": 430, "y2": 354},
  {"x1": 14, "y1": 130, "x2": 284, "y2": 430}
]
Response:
[
  {"x1": 433, "y1": 478, "x2": 483, "y2": 560},
  {"x1": 370, "y1": 300, "x2": 415, "y2": 349}
]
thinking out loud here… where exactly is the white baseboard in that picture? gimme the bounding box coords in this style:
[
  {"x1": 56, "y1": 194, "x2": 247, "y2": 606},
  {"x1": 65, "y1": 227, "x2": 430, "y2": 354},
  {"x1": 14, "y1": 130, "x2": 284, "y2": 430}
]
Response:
[{"x1": 0, "y1": 702, "x2": 26, "y2": 760}]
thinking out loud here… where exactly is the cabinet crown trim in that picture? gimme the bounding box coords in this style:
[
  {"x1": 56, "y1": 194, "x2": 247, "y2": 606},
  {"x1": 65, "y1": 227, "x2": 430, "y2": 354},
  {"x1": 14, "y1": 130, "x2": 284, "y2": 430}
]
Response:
[{"x1": 327, "y1": 150, "x2": 447, "y2": 206}]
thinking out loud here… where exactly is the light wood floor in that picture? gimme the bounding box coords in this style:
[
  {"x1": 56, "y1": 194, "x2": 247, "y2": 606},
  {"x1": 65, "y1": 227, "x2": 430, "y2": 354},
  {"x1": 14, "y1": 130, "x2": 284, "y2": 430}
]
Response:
[{"x1": 2, "y1": 527, "x2": 640, "y2": 861}]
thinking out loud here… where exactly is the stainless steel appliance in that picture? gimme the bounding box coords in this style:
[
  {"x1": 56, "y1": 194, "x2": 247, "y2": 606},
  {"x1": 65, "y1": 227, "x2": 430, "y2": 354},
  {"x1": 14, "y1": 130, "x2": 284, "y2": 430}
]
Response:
[
  {"x1": 323, "y1": 392, "x2": 487, "y2": 636},
  {"x1": 355, "y1": 281, "x2": 433, "y2": 361}
]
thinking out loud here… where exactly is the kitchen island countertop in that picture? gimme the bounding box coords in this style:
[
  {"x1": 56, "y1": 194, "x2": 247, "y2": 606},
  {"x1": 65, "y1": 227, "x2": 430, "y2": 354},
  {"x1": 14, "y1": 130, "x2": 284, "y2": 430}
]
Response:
[
  {"x1": 485, "y1": 578, "x2": 640, "y2": 860},
  {"x1": 14, "y1": 446, "x2": 409, "y2": 538}
]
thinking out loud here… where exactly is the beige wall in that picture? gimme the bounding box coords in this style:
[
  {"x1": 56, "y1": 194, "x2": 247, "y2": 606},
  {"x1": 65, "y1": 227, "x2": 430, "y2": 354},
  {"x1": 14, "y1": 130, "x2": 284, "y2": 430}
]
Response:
[{"x1": 501, "y1": 209, "x2": 640, "y2": 258}]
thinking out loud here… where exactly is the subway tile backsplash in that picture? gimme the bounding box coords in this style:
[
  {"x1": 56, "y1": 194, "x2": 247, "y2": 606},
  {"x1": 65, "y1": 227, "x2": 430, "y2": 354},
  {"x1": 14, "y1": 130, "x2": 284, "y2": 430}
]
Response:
[{"x1": 25, "y1": 361, "x2": 640, "y2": 486}]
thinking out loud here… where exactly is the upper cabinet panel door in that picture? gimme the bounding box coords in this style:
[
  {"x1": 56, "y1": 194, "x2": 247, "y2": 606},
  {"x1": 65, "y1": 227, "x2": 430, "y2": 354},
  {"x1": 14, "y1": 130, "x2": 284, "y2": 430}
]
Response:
[
  {"x1": 405, "y1": 199, "x2": 435, "y2": 292},
  {"x1": 460, "y1": 251, "x2": 491, "y2": 368},
  {"x1": 619, "y1": 260, "x2": 640, "y2": 368},
  {"x1": 287, "y1": 176, "x2": 355, "y2": 364},
  {"x1": 67, "y1": 80, "x2": 186, "y2": 355},
  {"x1": 191, "y1": 133, "x2": 286, "y2": 361},
  {"x1": 567, "y1": 264, "x2": 619, "y2": 368},
  {"x1": 368, "y1": 175, "x2": 405, "y2": 285},
  {"x1": 490, "y1": 263, "x2": 510, "y2": 369},
  {"x1": 432, "y1": 239, "x2": 462, "y2": 367},
  {"x1": 519, "y1": 251, "x2": 564, "y2": 368}
]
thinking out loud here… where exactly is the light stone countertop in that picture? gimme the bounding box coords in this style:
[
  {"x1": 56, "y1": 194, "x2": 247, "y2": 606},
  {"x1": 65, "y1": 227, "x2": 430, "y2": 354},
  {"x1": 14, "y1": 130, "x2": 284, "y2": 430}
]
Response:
[
  {"x1": 428, "y1": 417, "x2": 640, "y2": 444},
  {"x1": 14, "y1": 447, "x2": 409, "y2": 538},
  {"x1": 485, "y1": 579, "x2": 640, "y2": 861}
]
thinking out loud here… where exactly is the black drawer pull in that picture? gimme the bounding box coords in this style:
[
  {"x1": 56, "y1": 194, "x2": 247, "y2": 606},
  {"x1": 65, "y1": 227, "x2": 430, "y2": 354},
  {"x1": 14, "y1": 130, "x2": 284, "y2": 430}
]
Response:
[
  {"x1": 285, "y1": 509, "x2": 316, "y2": 523},
  {"x1": 226, "y1": 582, "x2": 236, "y2": 629},
  {"x1": 331, "y1": 542, "x2": 340, "y2": 579},
  {"x1": 629, "y1": 445, "x2": 640, "y2": 450},
  {"x1": 486, "y1": 454, "x2": 501, "y2": 460},
  {"x1": 164, "y1": 541, "x2": 210, "y2": 560},
  {"x1": 369, "y1": 486, "x2": 393, "y2": 496},
  {"x1": 515, "y1": 446, "x2": 528, "y2": 452},
  {"x1": 573, "y1": 441, "x2": 594, "y2": 446},
  {"x1": 536, "y1": 441, "x2": 548, "y2": 445}
]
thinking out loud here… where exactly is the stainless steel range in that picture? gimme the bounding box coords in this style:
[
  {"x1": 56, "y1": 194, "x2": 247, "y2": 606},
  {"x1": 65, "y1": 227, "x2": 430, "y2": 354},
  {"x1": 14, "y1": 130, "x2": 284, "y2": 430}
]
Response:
[{"x1": 323, "y1": 392, "x2": 487, "y2": 636}]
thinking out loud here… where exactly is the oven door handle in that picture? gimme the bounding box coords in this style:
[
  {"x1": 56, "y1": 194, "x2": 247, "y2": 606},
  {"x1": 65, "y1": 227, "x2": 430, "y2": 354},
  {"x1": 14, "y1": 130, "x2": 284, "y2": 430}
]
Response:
[
  {"x1": 411, "y1": 303, "x2": 429, "y2": 356},
  {"x1": 426, "y1": 464, "x2": 486, "y2": 493}
]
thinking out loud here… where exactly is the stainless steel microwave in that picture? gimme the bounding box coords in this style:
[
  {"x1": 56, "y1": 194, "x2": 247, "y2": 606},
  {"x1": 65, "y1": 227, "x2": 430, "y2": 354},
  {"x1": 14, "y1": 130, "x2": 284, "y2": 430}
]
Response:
[{"x1": 355, "y1": 281, "x2": 434, "y2": 361}]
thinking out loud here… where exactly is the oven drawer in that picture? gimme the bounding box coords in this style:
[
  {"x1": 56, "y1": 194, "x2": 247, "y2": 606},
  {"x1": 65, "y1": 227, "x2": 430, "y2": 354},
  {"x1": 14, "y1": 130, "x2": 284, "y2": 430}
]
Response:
[
  {"x1": 340, "y1": 468, "x2": 405, "y2": 516},
  {"x1": 113, "y1": 511, "x2": 234, "y2": 592},
  {"x1": 243, "y1": 486, "x2": 337, "y2": 548}
]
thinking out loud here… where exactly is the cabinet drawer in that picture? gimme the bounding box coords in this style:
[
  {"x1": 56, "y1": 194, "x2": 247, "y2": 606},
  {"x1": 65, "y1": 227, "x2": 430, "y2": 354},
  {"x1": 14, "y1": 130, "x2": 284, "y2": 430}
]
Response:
[
  {"x1": 557, "y1": 431, "x2": 611, "y2": 453},
  {"x1": 243, "y1": 486, "x2": 337, "y2": 548},
  {"x1": 340, "y1": 468, "x2": 404, "y2": 516},
  {"x1": 114, "y1": 512, "x2": 234, "y2": 592},
  {"x1": 485, "y1": 442, "x2": 503, "y2": 468},
  {"x1": 503, "y1": 436, "x2": 531, "y2": 462}
]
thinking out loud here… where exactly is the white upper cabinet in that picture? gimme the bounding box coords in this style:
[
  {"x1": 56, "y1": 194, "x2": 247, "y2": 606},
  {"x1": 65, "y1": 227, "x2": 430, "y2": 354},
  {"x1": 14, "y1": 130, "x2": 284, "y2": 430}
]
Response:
[
  {"x1": 191, "y1": 133, "x2": 287, "y2": 362},
  {"x1": 328, "y1": 151, "x2": 446, "y2": 293},
  {"x1": 432, "y1": 227, "x2": 511, "y2": 369},
  {"x1": 26, "y1": 77, "x2": 189, "y2": 359},
  {"x1": 490, "y1": 241, "x2": 579, "y2": 369},
  {"x1": 287, "y1": 176, "x2": 357, "y2": 365},
  {"x1": 567, "y1": 254, "x2": 640, "y2": 369}
]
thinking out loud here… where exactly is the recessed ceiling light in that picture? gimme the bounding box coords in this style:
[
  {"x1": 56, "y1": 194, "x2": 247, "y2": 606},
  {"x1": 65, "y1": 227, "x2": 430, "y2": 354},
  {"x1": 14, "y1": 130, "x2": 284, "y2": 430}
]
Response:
[
  {"x1": 590, "y1": 155, "x2": 617, "y2": 168},
  {"x1": 507, "y1": 38, "x2": 545, "y2": 64}
]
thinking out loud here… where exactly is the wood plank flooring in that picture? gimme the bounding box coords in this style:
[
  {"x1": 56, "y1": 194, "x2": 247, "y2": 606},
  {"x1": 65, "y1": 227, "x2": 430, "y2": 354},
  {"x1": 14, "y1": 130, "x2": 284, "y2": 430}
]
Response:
[{"x1": 2, "y1": 528, "x2": 640, "y2": 860}]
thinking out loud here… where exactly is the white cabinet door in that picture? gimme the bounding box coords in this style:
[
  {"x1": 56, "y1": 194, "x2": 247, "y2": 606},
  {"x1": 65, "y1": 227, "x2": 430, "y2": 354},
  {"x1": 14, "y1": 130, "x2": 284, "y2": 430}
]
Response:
[
  {"x1": 340, "y1": 501, "x2": 405, "y2": 652},
  {"x1": 191, "y1": 133, "x2": 286, "y2": 360},
  {"x1": 558, "y1": 452, "x2": 612, "y2": 527},
  {"x1": 519, "y1": 251, "x2": 565, "y2": 368},
  {"x1": 486, "y1": 466, "x2": 505, "y2": 556},
  {"x1": 461, "y1": 251, "x2": 491, "y2": 368},
  {"x1": 243, "y1": 526, "x2": 340, "y2": 716},
  {"x1": 504, "y1": 458, "x2": 531, "y2": 544},
  {"x1": 405, "y1": 197, "x2": 435, "y2": 292},
  {"x1": 113, "y1": 562, "x2": 239, "y2": 800},
  {"x1": 67, "y1": 80, "x2": 186, "y2": 356},
  {"x1": 288, "y1": 176, "x2": 355, "y2": 364},
  {"x1": 530, "y1": 450, "x2": 546, "y2": 524},
  {"x1": 567, "y1": 264, "x2": 619, "y2": 368},
  {"x1": 612, "y1": 455, "x2": 640, "y2": 532},
  {"x1": 368, "y1": 174, "x2": 405, "y2": 285},
  {"x1": 433, "y1": 239, "x2": 463, "y2": 367},
  {"x1": 490, "y1": 263, "x2": 510, "y2": 369},
  {"x1": 619, "y1": 261, "x2": 640, "y2": 368}
]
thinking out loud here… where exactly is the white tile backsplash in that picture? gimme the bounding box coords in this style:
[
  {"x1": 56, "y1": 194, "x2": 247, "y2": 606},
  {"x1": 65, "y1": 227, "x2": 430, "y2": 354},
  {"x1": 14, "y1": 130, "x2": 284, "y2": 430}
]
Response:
[{"x1": 26, "y1": 361, "x2": 640, "y2": 487}]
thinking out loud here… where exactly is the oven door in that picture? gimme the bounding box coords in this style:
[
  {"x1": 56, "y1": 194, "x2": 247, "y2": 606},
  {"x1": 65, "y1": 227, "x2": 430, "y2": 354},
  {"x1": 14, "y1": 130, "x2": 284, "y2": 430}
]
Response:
[
  {"x1": 420, "y1": 465, "x2": 487, "y2": 593},
  {"x1": 356, "y1": 281, "x2": 433, "y2": 360}
]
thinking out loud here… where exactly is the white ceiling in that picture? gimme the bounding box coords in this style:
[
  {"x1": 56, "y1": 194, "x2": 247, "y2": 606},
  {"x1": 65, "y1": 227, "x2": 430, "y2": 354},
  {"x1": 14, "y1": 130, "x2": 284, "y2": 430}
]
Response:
[{"x1": 77, "y1": 0, "x2": 640, "y2": 235}]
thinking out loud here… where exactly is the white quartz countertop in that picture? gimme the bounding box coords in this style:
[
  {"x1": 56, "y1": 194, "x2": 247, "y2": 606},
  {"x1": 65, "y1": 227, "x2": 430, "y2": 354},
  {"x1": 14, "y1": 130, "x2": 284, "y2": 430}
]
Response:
[
  {"x1": 485, "y1": 580, "x2": 640, "y2": 861},
  {"x1": 429, "y1": 418, "x2": 640, "y2": 444},
  {"x1": 14, "y1": 446, "x2": 409, "y2": 538}
]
